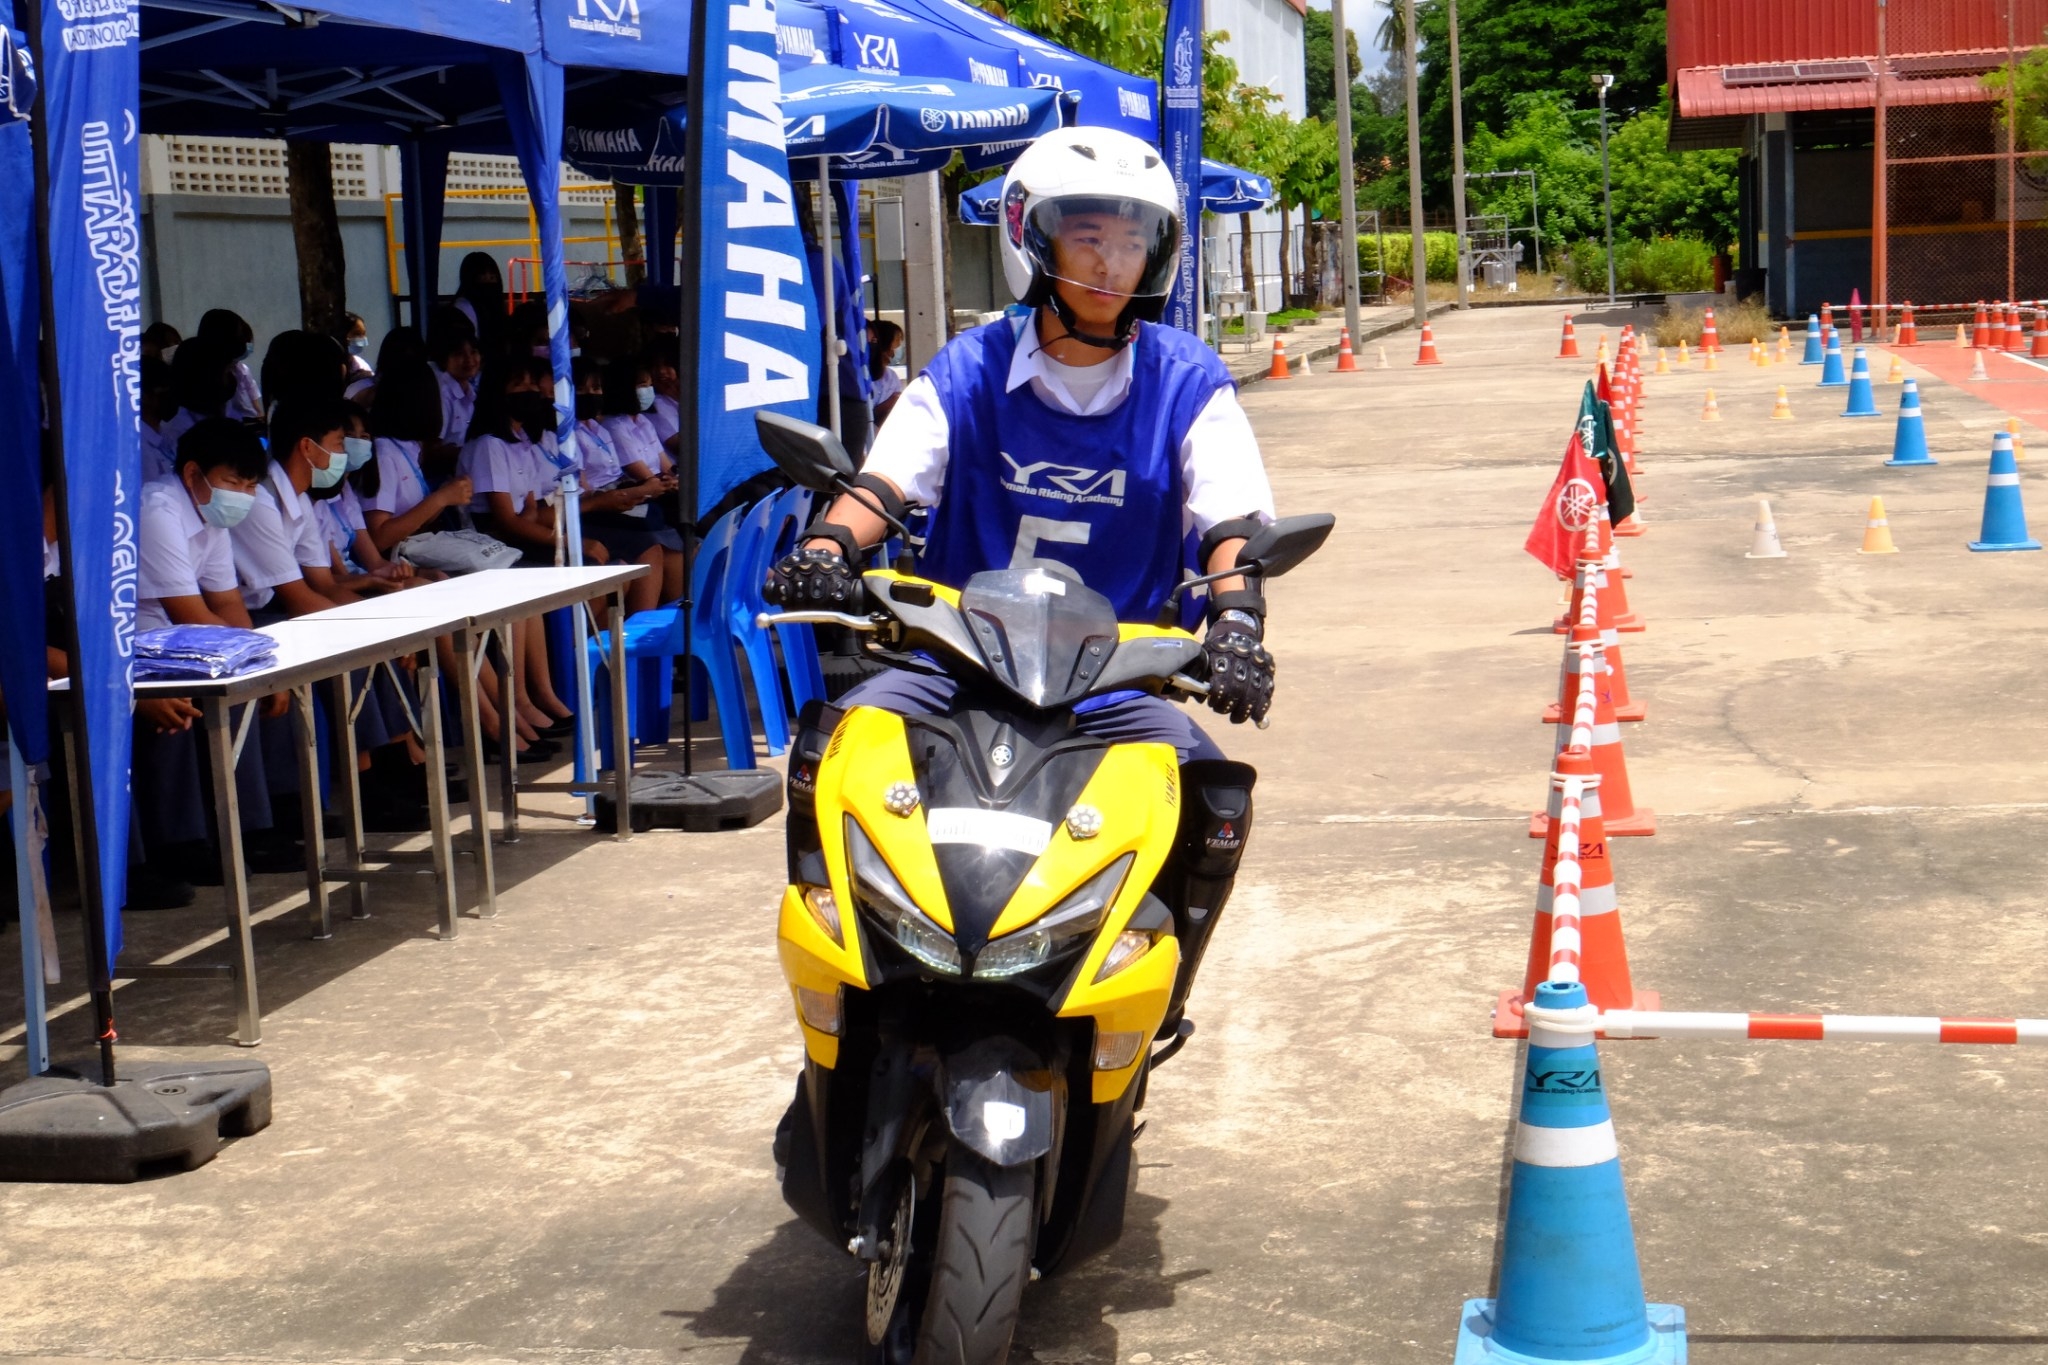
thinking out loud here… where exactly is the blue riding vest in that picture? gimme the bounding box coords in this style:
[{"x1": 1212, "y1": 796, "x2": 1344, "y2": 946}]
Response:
[{"x1": 916, "y1": 318, "x2": 1235, "y2": 622}]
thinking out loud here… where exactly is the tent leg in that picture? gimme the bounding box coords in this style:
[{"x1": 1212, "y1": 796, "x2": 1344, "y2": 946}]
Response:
[
  {"x1": 820, "y1": 158, "x2": 841, "y2": 437},
  {"x1": 9, "y1": 739, "x2": 49, "y2": 1078}
]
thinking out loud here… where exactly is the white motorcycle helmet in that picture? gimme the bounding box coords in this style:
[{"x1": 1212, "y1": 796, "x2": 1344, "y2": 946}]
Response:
[{"x1": 997, "y1": 127, "x2": 1183, "y2": 350}]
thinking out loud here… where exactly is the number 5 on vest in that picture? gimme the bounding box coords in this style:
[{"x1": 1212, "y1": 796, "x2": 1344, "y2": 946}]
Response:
[{"x1": 1011, "y1": 515, "x2": 1091, "y2": 569}]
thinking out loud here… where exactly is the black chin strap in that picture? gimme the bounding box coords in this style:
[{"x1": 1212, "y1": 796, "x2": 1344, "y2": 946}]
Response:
[{"x1": 1044, "y1": 292, "x2": 1134, "y2": 352}]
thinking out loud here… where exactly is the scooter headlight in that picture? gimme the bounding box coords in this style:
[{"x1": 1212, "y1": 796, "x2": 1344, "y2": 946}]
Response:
[
  {"x1": 973, "y1": 854, "x2": 1133, "y2": 980},
  {"x1": 849, "y1": 821, "x2": 962, "y2": 976}
]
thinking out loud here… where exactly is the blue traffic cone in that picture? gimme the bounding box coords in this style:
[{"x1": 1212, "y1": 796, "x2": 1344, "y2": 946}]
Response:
[
  {"x1": 1969, "y1": 430, "x2": 2041, "y2": 551},
  {"x1": 1800, "y1": 314, "x2": 1823, "y2": 364},
  {"x1": 1817, "y1": 330, "x2": 1848, "y2": 387},
  {"x1": 1841, "y1": 347, "x2": 1879, "y2": 416},
  {"x1": 1454, "y1": 980, "x2": 1686, "y2": 1365},
  {"x1": 1885, "y1": 379, "x2": 1937, "y2": 466}
]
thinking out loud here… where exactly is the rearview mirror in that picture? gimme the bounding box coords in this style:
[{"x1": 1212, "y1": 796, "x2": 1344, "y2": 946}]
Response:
[
  {"x1": 1237, "y1": 513, "x2": 1335, "y2": 579},
  {"x1": 755, "y1": 411, "x2": 856, "y2": 493}
]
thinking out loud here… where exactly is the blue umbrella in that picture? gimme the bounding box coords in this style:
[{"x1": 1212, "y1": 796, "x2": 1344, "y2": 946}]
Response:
[
  {"x1": 958, "y1": 155, "x2": 1275, "y2": 224},
  {"x1": 824, "y1": 0, "x2": 1024, "y2": 88}
]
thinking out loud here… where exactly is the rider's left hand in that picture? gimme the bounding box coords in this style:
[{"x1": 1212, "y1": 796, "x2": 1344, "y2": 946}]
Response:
[{"x1": 1201, "y1": 617, "x2": 1276, "y2": 725}]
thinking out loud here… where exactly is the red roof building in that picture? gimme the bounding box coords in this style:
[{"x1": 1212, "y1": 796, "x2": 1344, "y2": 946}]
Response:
[{"x1": 1668, "y1": 0, "x2": 2048, "y2": 315}]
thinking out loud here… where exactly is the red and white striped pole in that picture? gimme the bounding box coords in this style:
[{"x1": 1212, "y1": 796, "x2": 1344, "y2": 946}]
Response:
[
  {"x1": 1597, "y1": 1011, "x2": 2048, "y2": 1043},
  {"x1": 1543, "y1": 637, "x2": 1603, "y2": 988}
]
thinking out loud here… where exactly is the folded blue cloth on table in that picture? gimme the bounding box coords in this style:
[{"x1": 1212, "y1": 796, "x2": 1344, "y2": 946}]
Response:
[{"x1": 134, "y1": 625, "x2": 279, "y2": 680}]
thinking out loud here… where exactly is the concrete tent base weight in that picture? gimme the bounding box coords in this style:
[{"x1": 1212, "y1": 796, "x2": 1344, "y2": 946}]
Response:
[{"x1": 0, "y1": 1059, "x2": 272, "y2": 1183}]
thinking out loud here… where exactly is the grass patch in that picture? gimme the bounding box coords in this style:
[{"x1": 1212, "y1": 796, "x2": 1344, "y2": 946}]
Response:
[
  {"x1": 1651, "y1": 296, "x2": 1774, "y2": 347},
  {"x1": 1222, "y1": 307, "x2": 1322, "y2": 333}
]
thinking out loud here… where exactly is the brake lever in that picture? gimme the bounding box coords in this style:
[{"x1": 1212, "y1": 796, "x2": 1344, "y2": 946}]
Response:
[
  {"x1": 755, "y1": 610, "x2": 880, "y2": 630},
  {"x1": 1168, "y1": 672, "x2": 1274, "y2": 730}
]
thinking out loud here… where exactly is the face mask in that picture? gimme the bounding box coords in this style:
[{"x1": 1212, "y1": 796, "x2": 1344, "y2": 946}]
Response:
[
  {"x1": 159, "y1": 343, "x2": 179, "y2": 365},
  {"x1": 513, "y1": 396, "x2": 557, "y2": 435},
  {"x1": 635, "y1": 386, "x2": 656, "y2": 412},
  {"x1": 344, "y1": 436, "x2": 374, "y2": 470},
  {"x1": 348, "y1": 336, "x2": 368, "y2": 355},
  {"x1": 575, "y1": 393, "x2": 604, "y2": 423},
  {"x1": 197, "y1": 484, "x2": 255, "y2": 529},
  {"x1": 241, "y1": 343, "x2": 255, "y2": 361},
  {"x1": 309, "y1": 447, "x2": 348, "y2": 489}
]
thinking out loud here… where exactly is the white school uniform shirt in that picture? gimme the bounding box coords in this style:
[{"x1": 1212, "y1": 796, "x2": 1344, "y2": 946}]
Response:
[
  {"x1": 603, "y1": 412, "x2": 666, "y2": 476},
  {"x1": 315, "y1": 485, "x2": 369, "y2": 571},
  {"x1": 870, "y1": 365, "x2": 905, "y2": 410},
  {"x1": 437, "y1": 367, "x2": 477, "y2": 444},
  {"x1": 650, "y1": 392, "x2": 679, "y2": 444},
  {"x1": 367, "y1": 438, "x2": 431, "y2": 519},
  {"x1": 230, "y1": 463, "x2": 328, "y2": 610},
  {"x1": 862, "y1": 319, "x2": 1276, "y2": 539},
  {"x1": 228, "y1": 359, "x2": 263, "y2": 422},
  {"x1": 136, "y1": 475, "x2": 238, "y2": 633},
  {"x1": 458, "y1": 432, "x2": 557, "y2": 515},
  {"x1": 576, "y1": 419, "x2": 626, "y2": 490}
]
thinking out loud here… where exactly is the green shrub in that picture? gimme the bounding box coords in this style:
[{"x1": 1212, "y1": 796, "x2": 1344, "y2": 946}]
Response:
[
  {"x1": 1565, "y1": 237, "x2": 1716, "y2": 294},
  {"x1": 1358, "y1": 231, "x2": 1459, "y2": 282}
]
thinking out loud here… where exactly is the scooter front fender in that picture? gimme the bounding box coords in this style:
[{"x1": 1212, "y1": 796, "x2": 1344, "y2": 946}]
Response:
[{"x1": 940, "y1": 1037, "x2": 1056, "y2": 1167}]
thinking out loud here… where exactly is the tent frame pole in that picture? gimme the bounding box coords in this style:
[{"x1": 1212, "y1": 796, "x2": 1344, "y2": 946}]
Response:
[
  {"x1": 672, "y1": 0, "x2": 718, "y2": 780},
  {"x1": 9, "y1": 740, "x2": 50, "y2": 1077},
  {"x1": 820, "y1": 158, "x2": 841, "y2": 437}
]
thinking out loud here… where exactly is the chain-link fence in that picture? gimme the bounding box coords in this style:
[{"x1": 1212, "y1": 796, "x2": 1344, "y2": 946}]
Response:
[{"x1": 1878, "y1": 0, "x2": 2048, "y2": 311}]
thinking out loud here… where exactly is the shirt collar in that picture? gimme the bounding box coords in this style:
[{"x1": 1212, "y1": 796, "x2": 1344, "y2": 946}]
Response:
[
  {"x1": 267, "y1": 461, "x2": 309, "y2": 523},
  {"x1": 1007, "y1": 313, "x2": 1136, "y2": 416},
  {"x1": 153, "y1": 473, "x2": 206, "y2": 540}
]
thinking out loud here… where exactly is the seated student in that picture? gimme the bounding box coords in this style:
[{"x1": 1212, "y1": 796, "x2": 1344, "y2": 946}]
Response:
[
  {"x1": 129, "y1": 420, "x2": 303, "y2": 880},
  {"x1": 260, "y1": 329, "x2": 348, "y2": 418},
  {"x1": 308, "y1": 403, "x2": 417, "y2": 597},
  {"x1": 339, "y1": 312, "x2": 373, "y2": 383},
  {"x1": 142, "y1": 321, "x2": 183, "y2": 365},
  {"x1": 643, "y1": 346, "x2": 682, "y2": 458},
  {"x1": 196, "y1": 308, "x2": 263, "y2": 423},
  {"x1": 570, "y1": 359, "x2": 676, "y2": 613},
  {"x1": 349, "y1": 324, "x2": 424, "y2": 408},
  {"x1": 362, "y1": 358, "x2": 473, "y2": 555},
  {"x1": 867, "y1": 320, "x2": 905, "y2": 426},
  {"x1": 160, "y1": 338, "x2": 238, "y2": 466},
  {"x1": 601, "y1": 360, "x2": 680, "y2": 488},
  {"x1": 429, "y1": 313, "x2": 483, "y2": 473},
  {"x1": 459, "y1": 359, "x2": 601, "y2": 568},
  {"x1": 229, "y1": 396, "x2": 364, "y2": 619},
  {"x1": 139, "y1": 357, "x2": 178, "y2": 482}
]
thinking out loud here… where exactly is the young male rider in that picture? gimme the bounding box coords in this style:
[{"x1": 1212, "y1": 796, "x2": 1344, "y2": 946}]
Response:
[{"x1": 765, "y1": 127, "x2": 1280, "y2": 1038}]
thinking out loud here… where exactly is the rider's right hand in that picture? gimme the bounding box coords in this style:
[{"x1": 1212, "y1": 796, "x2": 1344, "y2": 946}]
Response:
[{"x1": 765, "y1": 547, "x2": 864, "y2": 612}]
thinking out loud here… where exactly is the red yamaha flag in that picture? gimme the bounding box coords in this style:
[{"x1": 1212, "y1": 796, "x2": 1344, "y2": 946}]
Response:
[{"x1": 1523, "y1": 426, "x2": 1609, "y2": 579}]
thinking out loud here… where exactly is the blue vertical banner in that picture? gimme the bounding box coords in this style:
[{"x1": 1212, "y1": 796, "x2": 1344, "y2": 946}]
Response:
[
  {"x1": 40, "y1": 0, "x2": 142, "y2": 972},
  {"x1": 0, "y1": 24, "x2": 48, "y2": 770},
  {"x1": 688, "y1": 0, "x2": 819, "y2": 515},
  {"x1": 1160, "y1": 0, "x2": 1202, "y2": 334}
]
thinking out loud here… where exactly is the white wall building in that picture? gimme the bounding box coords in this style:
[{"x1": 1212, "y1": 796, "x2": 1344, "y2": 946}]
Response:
[{"x1": 1203, "y1": 0, "x2": 1306, "y2": 314}]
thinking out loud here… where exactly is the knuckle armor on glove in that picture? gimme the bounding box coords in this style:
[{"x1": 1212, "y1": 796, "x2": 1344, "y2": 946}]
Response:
[
  {"x1": 1201, "y1": 619, "x2": 1276, "y2": 724},
  {"x1": 765, "y1": 548, "x2": 863, "y2": 611}
]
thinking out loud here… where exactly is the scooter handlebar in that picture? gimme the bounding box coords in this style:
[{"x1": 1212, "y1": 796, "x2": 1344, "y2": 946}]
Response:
[{"x1": 754, "y1": 610, "x2": 881, "y2": 630}]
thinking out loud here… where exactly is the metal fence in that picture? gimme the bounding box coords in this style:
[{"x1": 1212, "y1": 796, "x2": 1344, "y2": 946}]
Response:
[
  {"x1": 1211, "y1": 213, "x2": 1392, "y2": 318},
  {"x1": 1878, "y1": 0, "x2": 2048, "y2": 310}
]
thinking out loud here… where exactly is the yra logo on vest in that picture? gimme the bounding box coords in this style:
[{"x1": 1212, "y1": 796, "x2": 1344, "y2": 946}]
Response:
[
  {"x1": 1001, "y1": 454, "x2": 1126, "y2": 507},
  {"x1": 570, "y1": 0, "x2": 643, "y2": 39}
]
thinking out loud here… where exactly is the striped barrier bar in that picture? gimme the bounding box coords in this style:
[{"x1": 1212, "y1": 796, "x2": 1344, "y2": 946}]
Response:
[
  {"x1": 1543, "y1": 660, "x2": 1604, "y2": 987},
  {"x1": 1597, "y1": 1011, "x2": 2048, "y2": 1043}
]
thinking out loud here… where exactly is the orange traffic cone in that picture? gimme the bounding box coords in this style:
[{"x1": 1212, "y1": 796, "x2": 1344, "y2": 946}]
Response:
[
  {"x1": 2007, "y1": 303, "x2": 2028, "y2": 352},
  {"x1": 1884, "y1": 352, "x2": 1905, "y2": 384},
  {"x1": 1532, "y1": 644, "x2": 1655, "y2": 839},
  {"x1": 1821, "y1": 302, "x2": 1836, "y2": 333},
  {"x1": 1897, "y1": 301, "x2": 1919, "y2": 345},
  {"x1": 1543, "y1": 566, "x2": 1645, "y2": 723},
  {"x1": 1956, "y1": 322, "x2": 1970, "y2": 347},
  {"x1": 1553, "y1": 514, "x2": 1644, "y2": 634},
  {"x1": 1770, "y1": 384, "x2": 1794, "y2": 419},
  {"x1": 1415, "y1": 324, "x2": 1443, "y2": 365},
  {"x1": 2033, "y1": 308, "x2": 2048, "y2": 359},
  {"x1": 1858, "y1": 496, "x2": 1899, "y2": 554},
  {"x1": 1776, "y1": 326, "x2": 1791, "y2": 362},
  {"x1": 1596, "y1": 334, "x2": 1611, "y2": 365},
  {"x1": 1498, "y1": 701, "x2": 1656, "y2": 1036},
  {"x1": 1376, "y1": 344, "x2": 1390, "y2": 370},
  {"x1": 1703, "y1": 345, "x2": 1720, "y2": 371},
  {"x1": 1557, "y1": 314, "x2": 1581, "y2": 358},
  {"x1": 1969, "y1": 349, "x2": 1990, "y2": 381},
  {"x1": 1972, "y1": 301, "x2": 1992, "y2": 348},
  {"x1": 1267, "y1": 335, "x2": 1291, "y2": 380},
  {"x1": 1334, "y1": 328, "x2": 1360, "y2": 372},
  {"x1": 1701, "y1": 306, "x2": 1721, "y2": 352},
  {"x1": 1749, "y1": 338, "x2": 1763, "y2": 366},
  {"x1": 1701, "y1": 388, "x2": 1723, "y2": 420},
  {"x1": 2010, "y1": 418, "x2": 2027, "y2": 463},
  {"x1": 1676, "y1": 340, "x2": 1691, "y2": 367},
  {"x1": 1654, "y1": 346, "x2": 1670, "y2": 375}
]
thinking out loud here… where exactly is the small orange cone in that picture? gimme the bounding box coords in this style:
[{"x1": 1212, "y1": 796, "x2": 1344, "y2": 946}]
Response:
[
  {"x1": 1703, "y1": 346, "x2": 1720, "y2": 371},
  {"x1": 1972, "y1": 301, "x2": 1992, "y2": 348},
  {"x1": 1334, "y1": 328, "x2": 1360, "y2": 372},
  {"x1": 1884, "y1": 352, "x2": 1905, "y2": 384},
  {"x1": 1596, "y1": 334, "x2": 1611, "y2": 365},
  {"x1": 1776, "y1": 326, "x2": 1791, "y2": 362},
  {"x1": 1557, "y1": 314, "x2": 1581, "y2": 358},
  {"x1": 1700, "y1": 388, "x2": 1723, "y2": 420},
  {"x1": 1701, "y1": 306, "x2": 1721, "y2": 352},
  {"x1": 1770, "y1": 385, "x2": 1794, "y2": 419},
  {"x1": 1376, "y1": 344, "x2": 1390, "y2": 370},
  {"x1": 1821, "y1": 302, "x2": 1836, "y2": 333},
  {"x1": 2010, "y1": 418, "x2": 2027, "y2": 463},
  {"x1": 1897, "y1": 301, "x2": 1919, "y2": 345},
  {"x1": 1414, "y1": 324, "x2": 1442, "y2": 365},
  {"x1": 1749, "y1": 338, "x2": 1764, "y2": 366},
  {"x1": 1267, "y1": 335, "x2": 1292, "y2": 380},
  {"x1": 1969, "y1": 349, "x2": 1990, "y2": 381},
  {"x1": 1654, "y1": 347, "x2": 1670, "y2": 375},
  {"x1": 1956, "y1": 322, "x2": 1970, "y2": 347},
  {"x1": 2033, "y1": 308, "x2": 2048, "y2": 359},
  {"x1": 1858, "y1": 496, "x2": 1899, "y2": 554},
  {"x1": 1676, "y1": 340, "x2": 1691, "y2": 367}
]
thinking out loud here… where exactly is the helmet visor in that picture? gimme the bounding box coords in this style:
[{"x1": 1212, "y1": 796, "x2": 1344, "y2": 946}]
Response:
[{"x1": 1024, "y1": 197, "x2": 1180, "y2": 304}]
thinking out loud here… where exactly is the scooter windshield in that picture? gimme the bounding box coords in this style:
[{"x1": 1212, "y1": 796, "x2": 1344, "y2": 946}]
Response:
[{"x1": 955, "y1": 566, "x2": 1123, "y2": 710}]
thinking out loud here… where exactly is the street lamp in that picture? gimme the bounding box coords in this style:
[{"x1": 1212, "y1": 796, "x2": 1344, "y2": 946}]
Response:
[{"x1": 1593, "y1": 72, "x2": 1615, "y2": 304}]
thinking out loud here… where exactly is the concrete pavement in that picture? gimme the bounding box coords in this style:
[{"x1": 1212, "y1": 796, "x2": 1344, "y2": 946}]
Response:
[{"x1": 6, "y1": 304, "x2": 2048, "y2": 1363}]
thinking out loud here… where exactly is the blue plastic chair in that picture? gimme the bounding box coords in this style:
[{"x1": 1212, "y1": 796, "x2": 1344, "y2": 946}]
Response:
[
  {"x1": 585, "y1": 507, "x2": 756, "y2": 770},
  {"x1": 765, "y1": 486, "x2": 826, "y2": 713},
  {"x1": 726, "y1": 495, "x2": 792, "y2": 756}
]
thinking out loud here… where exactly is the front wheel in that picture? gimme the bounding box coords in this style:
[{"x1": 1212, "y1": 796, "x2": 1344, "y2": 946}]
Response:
[{"x1": 913, "y1": 1149, "x2": 1036, "y2": 1365}]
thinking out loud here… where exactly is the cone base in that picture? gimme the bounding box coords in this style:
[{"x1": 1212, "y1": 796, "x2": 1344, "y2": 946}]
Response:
[
  {"x1": 1543, "y1": 700, "x2": 1646, "y2": 723},
  {"x1": 1614, "y1": 519, "x2": 1646, "y2": 538},
  {"x1": 1531, "y1": 809, "x2": 1656, "y2": 838},
  {"x1": 1416, "y1": 358, "x2": 1443, "y2": 366},
  {"x1": 1883, "y1": 456, "x2": 1939, "y2": 467},
  {"x1": 1492, "y1": 988, "x2": 1662, "y2": 1040},
  {"x1": 1611, "y1": 614, "x2": 1646, "y2": 632},
  {"x1": 1968, "y1": 538, "x2": 2043, "y2": 552},
  {"x1": 1858, "y1": 545, "x2": 1900, "y2": 555},
  {"x1": 1842, "y1": 410, "x2": 1881, "y2": 418},
  {"x1": 1455, "y1": 1299, "x2": 1687, "y2": 1365},
  {"x1": 1744, "y1": 548, "x2": 1788, "y2": 559},
  {"x1": 1817, "y1": 379, "x2": 1848, "y2": 388}
]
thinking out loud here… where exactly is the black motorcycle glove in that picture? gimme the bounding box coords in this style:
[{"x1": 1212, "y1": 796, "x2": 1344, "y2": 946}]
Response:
[
  {"x1": 765, "y1": 547, "x2": 864, "y2": 612},
  {"x1": 1201, "y1": 613, "x2": 1276, "y2": 725}
]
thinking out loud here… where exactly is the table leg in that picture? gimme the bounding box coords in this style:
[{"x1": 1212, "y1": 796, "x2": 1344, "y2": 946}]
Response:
[
  {"x1": 205, "y1": 697, "x2": 261, "y2": 1047},
  {"x1": 608, "y1": 592, "x2": 631, "y2": 841},
  {"x1": 453, "y1": 628, "x2": 497, "y2": 917},
  {"x1": 496, "y1": 624, "x2": 519, "y2": 843},
  {"x1": 291, "y1": 685, "x2": 330, "y2": 940},
  {"x1": 417, "y1": 648, "x2": 459, "y2": 938},
  {"x1": 332, "y1": 673, "x2": 369, "y2": 921}
]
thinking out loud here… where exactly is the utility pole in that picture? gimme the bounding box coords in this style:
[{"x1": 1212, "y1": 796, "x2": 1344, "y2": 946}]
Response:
[
  {"x1": 1447, "y1": 0, "x2": 1469, "y2": 306},
  {"x1": 1594, "y1": 73, "x2": 1616, "y2": 303},
  {"x1": 1331, "y1": 0, "x2": 1362, "y2": 338},
  {"x1": 1404, "y1": 0, "x2": 1426, "y2": 325}
]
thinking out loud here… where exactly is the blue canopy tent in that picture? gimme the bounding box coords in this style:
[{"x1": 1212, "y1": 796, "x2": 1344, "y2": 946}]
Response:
[
  {"x1": 886, "y1": 0, "x2": 1156, "y2": 142},
  {"x1": 957, "y1": 156, "x2": 1276, "y2": 225}
]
